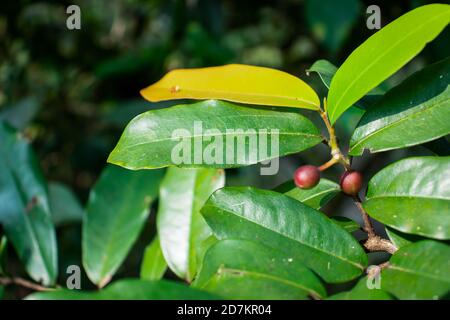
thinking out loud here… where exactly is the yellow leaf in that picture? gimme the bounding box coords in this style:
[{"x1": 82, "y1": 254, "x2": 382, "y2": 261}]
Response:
[{"x1": 140, "y1": 64, "x2": 320, "y2": 110}]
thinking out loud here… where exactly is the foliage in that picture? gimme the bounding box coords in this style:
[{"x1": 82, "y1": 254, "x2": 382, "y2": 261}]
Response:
[{"x1": 0, "y1": 1, "x2": 449, "y2": 300}]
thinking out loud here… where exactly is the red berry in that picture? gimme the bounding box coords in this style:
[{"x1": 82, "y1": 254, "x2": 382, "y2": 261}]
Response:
[
  {"x1": 340, "y1": 171, "x2": 363, "y2": 196},
  {"x1": 294, "y1": 165, "x2": 320, "y2": 189}
]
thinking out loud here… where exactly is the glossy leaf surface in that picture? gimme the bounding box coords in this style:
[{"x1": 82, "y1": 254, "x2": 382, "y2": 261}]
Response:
[
  {"x1": 328, "y1": 277, "x2": 392, "y2": 300},
  {"x1": 201, "y1": 187, "x2": 367, "y2": 283},
  {"x1": 83, "y1": 165, "x2": 164, "y2": 287},
  {"x1": 274, "y1": 178, "x2": 340, "y2": 209},
  {"x1": 140, "y1": 64, "x2": 320, "y2": 110},
  {"x1": 27, "y1": 279, "x2": 218, "y2": 300},
  {"x1": 108, "y1": 100, "x2": 322, "y2": 170},
  {"x1": 157, "y1": 167, "x2": 224, "y2": 282},
  {"x1": 0, "y1": 123, "x2": 57, "y2": 285},
  {"x1": 382, "y1": 241, "x2": 450, "y2": 299},
  {"x1": 364, "y1": 157, "x2": 450, "y2": 240},
  {"x1": 350, "y1": 58, "x2": 450, "y2": 156},
  {"x1": 194, "y1": 239, "x2": 326, "y2": 299},
  {"x1": 307, "y1": 59, "x2": 384, "y2": 109},
  {"x1": 327, "y1": 4, "x2": 450, "y2": 124}
]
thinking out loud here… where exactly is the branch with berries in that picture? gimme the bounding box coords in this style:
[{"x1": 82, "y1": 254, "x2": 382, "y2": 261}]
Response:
[{"x1": 293, "y1": 100, "x2": 398, "y2": 256}]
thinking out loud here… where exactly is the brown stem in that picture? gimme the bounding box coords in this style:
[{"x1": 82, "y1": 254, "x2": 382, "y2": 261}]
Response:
[
  {"x1": 353, "y1": 195, "x2": 376, "y2": 238},
  {"x1": 364, "y1": 236, "x2": 398, "y2": 254},
  {"x1": 353, "y1": 195, "x2": 398, "y2": 254},
  {"x1": 0, "y1": 276, "x2": 54, "y2": 292}
]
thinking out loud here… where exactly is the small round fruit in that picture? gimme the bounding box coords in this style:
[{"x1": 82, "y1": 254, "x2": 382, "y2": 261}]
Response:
[
  {"x1": 340, "y1": 171, "x2": 363, "y2": 196},
  {"x1": 294, "y1": 165, "x2": 320, "y2": 189}
]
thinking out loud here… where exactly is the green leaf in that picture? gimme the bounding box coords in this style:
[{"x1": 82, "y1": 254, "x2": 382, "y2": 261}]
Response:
[
  {"x1": 26, "y1": 279, "x2": 219, "y2": 300},
  {"x1": 82, "y1": 165, "x2": 164, "y2": 287},
  {"x1": 108, "y1": 100, "x2": 322, "y2": 170},
  {"x1": 251, "y1": 181, "x2": 359, "y2": 243},
  {"x1": 327, "y1": 4, "x2": 450, "y2": 124},
  {"x1": 0, "y1": 285, "x2": 3, "y2": 300},
  {"x1": 157, "y1": 167, "x2": 224, "y2": 282},
  {"x1": 328, "y1": 277, "x2": 393, "y2": 300},
  {"x1": 140, "y1": 237, "x2": 167, "y2": 281},
  {"x1": 194, "y1": 239, "x2": 326, "y2": 299},
  {"x1": 364, "y1": 156, "x2": 450, "y2": 240},
  {"x1": 385, "y1": 227, "x2": 425, "y2": 249},
  {"x1": 48, "y1": 182, "x2": 84, "y2": 226},
  {"x1": 350, "y1": 58, "x2": 450, "y2": 156},
  {"x1": 307, "y1": 59, "x2": 384, "y2": 109},
  {"x1": 382, "y1": 240, "x2": 450, "y2": 299},
  {"x1": 305, "y1": 0, "x2": 360, "y2": 53},
  {"x1": 196, "y1": 235, "x2": 219, "y2": 273},
  {"x1": 0, "y1": 122, "x2": 57, "y2": 285},
  {"x1": 331, "y1": 217, "x2": 360, "y2": 233},
  {"x1": 274, "y1": 178, "x2": 340, "y2": 209},
  {"x1": 201, "y1": 187, "x2": 367, "y2": 283},
  {"x1": 307, "y1": 60, "x2": 337, "y2": 89}
]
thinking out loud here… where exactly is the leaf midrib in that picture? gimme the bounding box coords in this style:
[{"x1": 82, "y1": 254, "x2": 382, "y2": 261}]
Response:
[
  {"x1": 204, "y1": 203, "x2": 365, "y2": 270},
  {"x1": 149, "y1": 86, "x2": 319, "y2": 108},
  {"x1": 211, "y1": 266, "x2": 323, "y2": 298},
  {"x1": 2, "y1": 145, "x2": 54, "y2": 283},
  {"x1": 291, "y1": 186, "x2": 340, "y2": 205},
  {"x1": 350, "y1": 96, "x2": 450, "y2": 153},
  {"x1": 387, "y1": 264, "x2": 450, "y2": 283},
  {"x1": 117, "y1": 131, "x2": 321, "y2": 154},
  {"x1": 366, "y1": 194, "x2": 450, "y2": 202},
  {"x1": 88, "y1": 176, "x2": 150, "y2": 284}
]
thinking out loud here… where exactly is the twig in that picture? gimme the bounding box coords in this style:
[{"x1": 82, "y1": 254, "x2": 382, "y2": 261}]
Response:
[
  {"x1": 318, "y1": 158, "x2": 338, "y2": 172},
  {"x1": 317, "y1": 101, "x2": 397, "y2": 255},
  {"x1": 364, "y1": 236, "x2": 398, "y2": 254},
  {"x1": 0, "y1": 276, "x2": 54, "y2": 292},
  {"x1": 318, "y1": 108, "x2": 351, "y2": 171},
  {"x1": 353, "y1": 195, "x2": 397, "y2": 254},
  {"x1": 353, "y1": 195, "x2": 376, "y2": 238}
]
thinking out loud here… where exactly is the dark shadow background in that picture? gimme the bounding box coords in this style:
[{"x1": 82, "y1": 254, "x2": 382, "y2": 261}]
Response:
[{"x1": 0, "y1": 0, "x2": 448, "y2": 297}]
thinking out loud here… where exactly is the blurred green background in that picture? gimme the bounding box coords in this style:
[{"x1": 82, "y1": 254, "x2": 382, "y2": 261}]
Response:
[{"x1": 0, "y1": 0, "x2": 448, "y2": 297}]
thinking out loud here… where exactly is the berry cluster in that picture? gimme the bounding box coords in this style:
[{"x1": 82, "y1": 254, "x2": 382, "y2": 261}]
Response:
[{"x1": 294, "y1": 165, "x2": 363, "y2": 196}]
